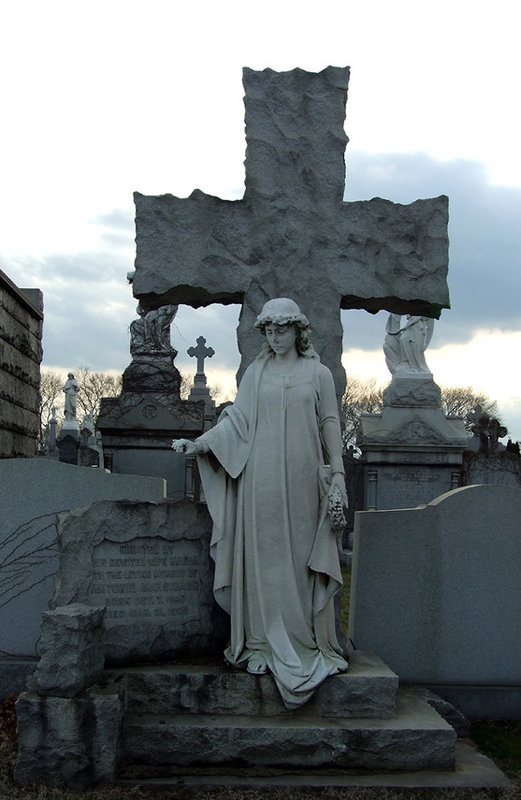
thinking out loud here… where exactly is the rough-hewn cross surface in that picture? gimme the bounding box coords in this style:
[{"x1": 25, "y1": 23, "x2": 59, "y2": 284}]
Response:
[{"x1": 132, "y1": 67, "x2": 449, "y2": 398}]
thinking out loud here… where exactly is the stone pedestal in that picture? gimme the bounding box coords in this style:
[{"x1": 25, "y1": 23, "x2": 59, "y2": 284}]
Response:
[
  {"x1": 188, "y1": 373, "x2": 216, "y2": 430},
  {"x1": 97, "y1": 307, "x2": 207, "y2": 498},
  {"x1": 358, "y1": 375, "x2": 467, "y2": 510},
  {"x1": 14, "y1": 493, "x2": 509, "y2": 788},
  {"x1": 15, "y1": 649, "x2": 460, "y2": 787},
  {"x1": 97, "y1": 393, "x2": 204, "y2": 498}
]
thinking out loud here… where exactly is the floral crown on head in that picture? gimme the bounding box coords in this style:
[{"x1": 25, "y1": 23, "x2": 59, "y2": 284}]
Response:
[{"x1": 255, "y1": 298, "x2": 310, "y2": 331}]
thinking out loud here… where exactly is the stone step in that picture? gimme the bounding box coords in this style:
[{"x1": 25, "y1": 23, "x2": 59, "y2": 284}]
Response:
[
  {"x1": 121, "y1": 687, "x2": 456, "y2": 772},
  {"x1": 113, "y1": 650, "x2": 398, "y2": 720},
  {"x1": 117, "y1": 742, "x2": 510, "y2": 790}
]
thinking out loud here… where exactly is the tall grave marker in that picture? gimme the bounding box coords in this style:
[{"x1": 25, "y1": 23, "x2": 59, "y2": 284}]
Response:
[
  {"x1": 186, "y1": 335, "x2": 216, "y2": 425},
  {"x1": 97, "y1": 304, "x2": 205, "y2": 497},
  {"x1": 357, "y1": 314, "x2": 467, "y2": 510},
  {"x1": 131, "y1": 67, "x2": 450, "y2": 397}
]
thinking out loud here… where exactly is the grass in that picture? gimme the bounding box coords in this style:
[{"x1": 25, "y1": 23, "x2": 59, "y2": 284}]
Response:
[{"x1": 471, "y1": 721, "x2": 521, "y2": 779}]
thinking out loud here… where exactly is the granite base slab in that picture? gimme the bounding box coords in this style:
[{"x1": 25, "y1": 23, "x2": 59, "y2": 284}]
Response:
[
  {"x1": 122, "y1": 687, "x2": 456, "y2": 772},
  {"x1": 116, "y1": 650, "x2": 397, "y2": 720}
]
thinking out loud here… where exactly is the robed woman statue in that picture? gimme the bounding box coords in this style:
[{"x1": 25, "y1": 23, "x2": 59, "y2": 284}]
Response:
[{"x1": 173, "y1": 298, "x2": 348, "y2": 708}]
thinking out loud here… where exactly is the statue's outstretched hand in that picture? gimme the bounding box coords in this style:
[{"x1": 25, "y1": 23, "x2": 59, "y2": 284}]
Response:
[
  {"x1": 171, "y1": 438, "x2": 210, "y2": 454},
  {"x1": 171, "y1": 439, "x2": 198, "y2": 454}
]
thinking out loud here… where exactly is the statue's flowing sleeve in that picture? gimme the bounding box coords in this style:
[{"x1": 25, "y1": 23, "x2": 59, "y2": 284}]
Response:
[{"x1": 196, "y1": 362, "x2": 260, "y2": 614}]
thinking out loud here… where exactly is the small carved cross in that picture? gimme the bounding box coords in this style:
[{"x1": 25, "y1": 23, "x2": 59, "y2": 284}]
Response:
[{"x1": 188, "y1": 336, "x2": 215, "y2": 375}]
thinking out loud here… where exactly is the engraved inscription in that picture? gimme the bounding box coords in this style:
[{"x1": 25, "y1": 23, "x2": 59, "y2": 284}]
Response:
[
  {"x1": 379, "y1": 467, "x2": 448, "y2": 508},
  {"x1": 89, "y1": 538, "x2": 200, "y2": 626}
]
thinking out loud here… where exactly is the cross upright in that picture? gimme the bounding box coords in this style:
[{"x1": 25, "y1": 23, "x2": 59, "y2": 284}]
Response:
[
  {"x1": 132, "y1": 67, "x2": 449, "y2": 400},
  {"x1": 188, "y1": 336, "x2": 215, "y2": 377}
]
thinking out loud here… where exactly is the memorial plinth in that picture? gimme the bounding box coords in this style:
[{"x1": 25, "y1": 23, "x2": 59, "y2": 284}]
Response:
[{"x1": 358, "y1": 375, "x2": 467, "y2": 510}]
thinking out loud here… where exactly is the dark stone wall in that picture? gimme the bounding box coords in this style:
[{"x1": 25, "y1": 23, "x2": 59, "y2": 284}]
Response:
[{"x1": 0, "y1": 269, "x2": 43, "y2": 458}]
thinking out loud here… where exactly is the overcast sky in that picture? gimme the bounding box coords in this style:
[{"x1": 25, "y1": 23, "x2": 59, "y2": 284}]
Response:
[{"x1": 2, "y1": 1, "x2": 521, "y2": 437}]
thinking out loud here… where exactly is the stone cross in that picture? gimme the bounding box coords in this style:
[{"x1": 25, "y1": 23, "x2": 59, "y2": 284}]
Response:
[
  {"x1": 132, "y1": 67, "x2": 449, "y2": 400},
  {"x1": 188, "y1": 336, "x2": 215, "y2": 376}
]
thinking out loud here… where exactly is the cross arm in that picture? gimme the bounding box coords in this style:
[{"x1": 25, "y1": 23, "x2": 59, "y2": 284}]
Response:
[
  {"x1": 133, "y1": 190, "x2": 254, "y2": 311},
  {"x1": 334, "y1": 195, "x2": 450, "y2": 318}
]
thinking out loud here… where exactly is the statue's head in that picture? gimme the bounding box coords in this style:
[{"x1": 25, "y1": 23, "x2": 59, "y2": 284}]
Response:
[
  {"x1": 255, "y1": 298, "x2": 317, "y2": 359},
  {"x1": 67, "y1": 372, "x2": 74, "y2": 378},
  {"x1": 255, "y1": 298, "x2": 309, "y2": 330}
]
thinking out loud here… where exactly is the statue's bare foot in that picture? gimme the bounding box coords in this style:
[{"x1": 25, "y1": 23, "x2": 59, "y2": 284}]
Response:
[{"x1": 247, "y1": 653, "x2": 268, "y2": 675}]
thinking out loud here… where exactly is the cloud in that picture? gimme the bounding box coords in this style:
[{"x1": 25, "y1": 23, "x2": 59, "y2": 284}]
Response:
[
  {"x1": 90, "y1": 209, "x2": 135, "y2": 249},
  {"x1": 344, "y1": 151, "x2": 521, "y2": 349},
  {"x1": 5, "y1": 149, "x2": 520, "y2": 390},
  {"x1": 5, "y1": 246, "x2": 136, "y2": 372}
]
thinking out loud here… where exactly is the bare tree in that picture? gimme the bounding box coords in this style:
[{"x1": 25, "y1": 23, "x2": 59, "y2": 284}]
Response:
[
  {"x1": 74, "y1": 367, "x2": 122, "y2": 422},
  {"x1": 179, "y1": 373, "x2": 192, "y2": 400},
  {"x1": 341, "y1": 377, "x2": 503, "y2": 449},
  {"x1": 38, "y1": 369, "x2": 64, "y2": 449},
  {"x1": 341, "y1": 376, "x2": 384, "y2": 450},
  {"x1": 179, "y1": 373, "x2": 229, "y2": 404},
  {"x1": 441, "y1": 386, "x2": 500, "y2": 430}
]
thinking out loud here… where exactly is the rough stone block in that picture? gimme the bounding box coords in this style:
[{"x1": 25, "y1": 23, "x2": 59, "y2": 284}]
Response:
[
  {"x1": 15, "y1": 681, "x2": 123, "y2": 789},
  {"x1": 34, "y1": 604, "x2": 105, "y2": 696}
]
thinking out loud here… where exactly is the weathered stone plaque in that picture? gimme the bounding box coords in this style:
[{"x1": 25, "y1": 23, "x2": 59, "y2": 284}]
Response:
[
  {"x1": 90, "y1": 538, "x2": 200, "y2": 626},
  {"x1": 51, "y1": 499, "x2": 228, "y2": 663}
]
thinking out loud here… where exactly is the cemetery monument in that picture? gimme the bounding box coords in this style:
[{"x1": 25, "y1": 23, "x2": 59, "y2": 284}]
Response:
[
  {"x1": 131, "y1": 66, "x2": 450, "y2": 403},
  {"x1": 186, "y1": 335, "x2": 216, "y2": 426},
  {"x1": 57, "y1": 371, "x2": 81, "y2": 464},
  {"x1": 96, "y1": 303, "x2": 205, "y2": 496},
  {"x1": 357, "y1": 313, "x2": 467, "y2": 509},
  {"x1": 62, "y1": 372, "x2": 79, "y2": 422},
  {"x1": 462, "y1": 405, "x2": 521, "y2": 487},
  {"x1": 14, "y1": 67, "x2": 510, "y2": 789}
]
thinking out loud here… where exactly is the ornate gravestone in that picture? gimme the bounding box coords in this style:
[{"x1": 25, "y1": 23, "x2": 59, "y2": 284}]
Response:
[
  {"x1": 462, "y1": 406, "x2": 521, "y2": 487},
  {"x1": 78, "y1": 412, "x2": 103, "y2": 468},
  {"x1": 186, "y1": 335, "x2": 216, "y2": 427},
  {"x1": 57, "y1": 371, "x2": 80, "y2": 464},
  {"x1": 97, "y1": 304, "x2": 205, "y2": 497},
  {"x1": 132, "y1": 67, "x2": 450, "y2": 402},
  {"x1": 357, "y1": 314, "x2": 467, "y2": 510}
]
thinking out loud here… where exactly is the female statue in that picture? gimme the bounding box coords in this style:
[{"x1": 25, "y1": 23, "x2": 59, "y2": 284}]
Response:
[
  {"x1": 62, "y1": 372, "x2": 79, "y2": 421},
  {"x1": 173, "y1": 298, "x2": 348, "y2": 707},
  {"x1": 383, "y1": 313, "x2": 434, "y2": 374}
]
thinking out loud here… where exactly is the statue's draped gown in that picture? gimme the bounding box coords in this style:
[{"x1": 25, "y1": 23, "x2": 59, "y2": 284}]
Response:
[{"x1": 198, "y1": 355, "x2": 347, "y2": 708}]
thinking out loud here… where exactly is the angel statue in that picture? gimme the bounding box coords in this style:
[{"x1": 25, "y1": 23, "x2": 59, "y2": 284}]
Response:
[{"x1": 383, "y1": 314, "x2": 434, "y2": 374}]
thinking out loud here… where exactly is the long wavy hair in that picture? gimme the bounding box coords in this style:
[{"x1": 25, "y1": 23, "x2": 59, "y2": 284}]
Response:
[{"x1": 256, "y1": 321, "x2": 319, "y2": 360}]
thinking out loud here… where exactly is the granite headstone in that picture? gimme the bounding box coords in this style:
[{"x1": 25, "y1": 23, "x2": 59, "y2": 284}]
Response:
[
  {"x1": 349, "y1": 483, "x2": 521, "y2": 717},
  {"x1": 50, "y1": 498, "x2": 228, "y2": 662},
  {"x1": 0, "y1": 459, "x2": 165, "y2": 667}
]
